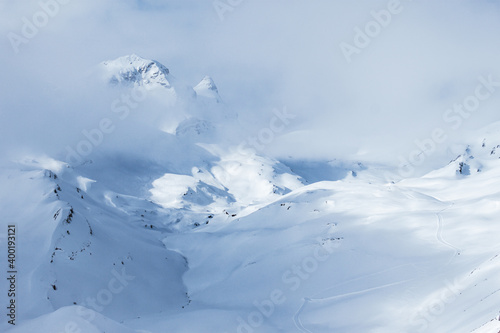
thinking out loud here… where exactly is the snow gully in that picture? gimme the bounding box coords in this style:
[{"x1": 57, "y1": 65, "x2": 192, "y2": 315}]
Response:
[{"x1": 51, "y1": 267, "x2": 137, "y2": 333}]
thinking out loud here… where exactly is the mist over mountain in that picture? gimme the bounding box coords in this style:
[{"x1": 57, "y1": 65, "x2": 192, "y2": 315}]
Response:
[
  {"x1": 2, "y1": 1, "x2": 500, "y2": 332},
  {"x1": 1, "y1": 53, "x2": 500, "y2": 332}
]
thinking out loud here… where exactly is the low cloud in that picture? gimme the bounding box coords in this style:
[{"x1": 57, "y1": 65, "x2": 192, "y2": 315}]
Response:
[{"x1": 1, "y1": 0, "x2": 500, "y2": 173}]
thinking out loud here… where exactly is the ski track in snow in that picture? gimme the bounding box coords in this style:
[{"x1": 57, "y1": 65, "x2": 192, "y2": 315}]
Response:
[
  {"x1": 293, "y1": 280, "x2": 412, "y2": 333},
  {"x1": 292, "y1": 263, "x2": 419, "y2": 333},
  {"x1": 435, "y1": 203, "x2": 461, "y2": 265},
  {"x1": 292, "y1": 201, "x2": 461, "y2": 332}
]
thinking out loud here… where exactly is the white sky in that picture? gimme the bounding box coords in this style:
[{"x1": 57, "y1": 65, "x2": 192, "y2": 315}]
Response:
[{"x1": 1, "y1": 0, "x2": 500, "y2": 171}]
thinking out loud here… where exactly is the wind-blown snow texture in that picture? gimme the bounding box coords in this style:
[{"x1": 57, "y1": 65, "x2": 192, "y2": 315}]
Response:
[{"x1": 1, "y1": 55, "x2": 500, "y2": 333}]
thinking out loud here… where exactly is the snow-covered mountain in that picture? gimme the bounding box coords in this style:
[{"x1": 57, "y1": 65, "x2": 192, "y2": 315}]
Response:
[
  {"x1": 2, "y1": 56, "x2": 500, "y2": 333},
  {"x1": 99, "y1": 54, "x2": 230, "y2": 138},
  {"x1": 102, "y1": 54, "x2": 174, "y2": 89},
  {"x1": 194, "y1": 75, "x2": 222, "y2": 103}
]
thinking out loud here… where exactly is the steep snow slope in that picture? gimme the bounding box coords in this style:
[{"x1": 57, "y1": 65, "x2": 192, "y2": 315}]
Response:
[{"x1": 0, "y1": 158, "x2": 190, "y2": 333}]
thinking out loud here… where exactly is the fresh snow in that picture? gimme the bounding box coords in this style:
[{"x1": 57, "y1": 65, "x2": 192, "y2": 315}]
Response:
[
  {"x1": 194, "y1": 76, "x2": 222, "y2": 103},
  {"x1": 1, "y1": 55, "x2": 500, "y2": 333}
]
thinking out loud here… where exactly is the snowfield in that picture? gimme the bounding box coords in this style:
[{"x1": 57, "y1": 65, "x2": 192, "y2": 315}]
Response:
[{"x1": 1, "y1": 55, "x2": 500, "y2": 333}]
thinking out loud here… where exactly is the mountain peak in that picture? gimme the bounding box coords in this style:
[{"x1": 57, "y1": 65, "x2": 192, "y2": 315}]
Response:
[
  {"x1": 195, "y1": 76, "x2": 218, "y2": 92},
  {"x1": 101, "y1": 54, "x2": 173, "y2": 88},
  {"x1": 194, "y1": 76, "x2": 221, "y2": 102}
]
